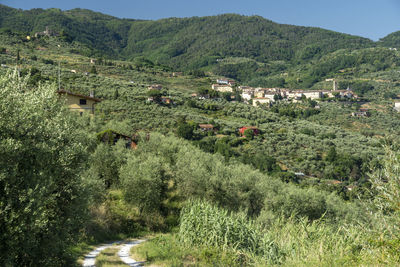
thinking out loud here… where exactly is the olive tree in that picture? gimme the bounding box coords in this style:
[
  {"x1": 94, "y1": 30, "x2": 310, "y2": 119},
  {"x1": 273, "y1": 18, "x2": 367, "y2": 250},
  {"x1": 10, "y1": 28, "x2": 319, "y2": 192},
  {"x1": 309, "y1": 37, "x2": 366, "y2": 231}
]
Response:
[
  {"x1": 0, "y1": 71, "x2": 90, "y2": 266},
  {"x1": 121, "y1": 153, "x2": 167, "y2": 214}
]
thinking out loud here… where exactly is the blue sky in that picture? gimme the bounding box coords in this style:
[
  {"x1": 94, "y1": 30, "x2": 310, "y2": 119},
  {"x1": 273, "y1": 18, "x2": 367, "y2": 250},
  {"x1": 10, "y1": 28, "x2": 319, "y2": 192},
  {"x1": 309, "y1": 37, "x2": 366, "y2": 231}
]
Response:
[{"x1": 2, "y1": 0, "x2": 400, "y2": 41}]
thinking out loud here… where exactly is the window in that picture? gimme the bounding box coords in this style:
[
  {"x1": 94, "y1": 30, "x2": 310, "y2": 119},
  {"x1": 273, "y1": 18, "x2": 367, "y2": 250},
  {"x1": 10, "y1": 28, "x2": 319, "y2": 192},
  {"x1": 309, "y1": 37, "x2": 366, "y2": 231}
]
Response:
[{"x1": 79, "y1": 99, "x2": 87, "y2": 105}]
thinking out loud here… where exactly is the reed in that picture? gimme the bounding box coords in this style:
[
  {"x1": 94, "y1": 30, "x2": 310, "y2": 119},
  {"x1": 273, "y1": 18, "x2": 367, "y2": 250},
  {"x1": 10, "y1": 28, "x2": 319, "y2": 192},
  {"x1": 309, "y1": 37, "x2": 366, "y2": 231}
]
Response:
[{"x1": 178, "y1": 200, "x2": 284, "y2": 264}]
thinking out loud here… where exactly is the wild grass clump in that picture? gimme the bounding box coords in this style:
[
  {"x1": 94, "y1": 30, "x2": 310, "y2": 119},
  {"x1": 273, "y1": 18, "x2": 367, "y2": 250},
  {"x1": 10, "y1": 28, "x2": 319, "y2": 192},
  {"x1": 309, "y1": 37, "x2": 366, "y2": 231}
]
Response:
[
  {"x1": 132, "y1": 233, "x2": 242, "y2": 266},
  {"x1": 178, "y1": 200, "x2": 284, "y2": 264},
  {"x1": 95, "y1": 247, "x2": 127, "y2": 267}
]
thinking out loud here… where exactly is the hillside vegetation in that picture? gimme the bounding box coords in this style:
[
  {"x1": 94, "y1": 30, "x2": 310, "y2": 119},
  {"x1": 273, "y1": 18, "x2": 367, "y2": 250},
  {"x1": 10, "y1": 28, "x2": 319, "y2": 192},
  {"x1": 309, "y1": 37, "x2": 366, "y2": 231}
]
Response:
[
  {"x1": 0, "y1": 4, "x2": 374, "y2": 68},
  {"x1": 1, "y1": 5, "x2": 400, "y2": 266}
]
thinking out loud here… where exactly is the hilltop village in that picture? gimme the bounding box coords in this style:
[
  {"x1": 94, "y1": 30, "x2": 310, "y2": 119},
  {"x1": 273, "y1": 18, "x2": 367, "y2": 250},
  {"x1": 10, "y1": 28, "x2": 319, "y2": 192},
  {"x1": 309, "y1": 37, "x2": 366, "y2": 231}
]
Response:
[{"x1": 211, "y1": 78, "x2": 357, "y2": 107}]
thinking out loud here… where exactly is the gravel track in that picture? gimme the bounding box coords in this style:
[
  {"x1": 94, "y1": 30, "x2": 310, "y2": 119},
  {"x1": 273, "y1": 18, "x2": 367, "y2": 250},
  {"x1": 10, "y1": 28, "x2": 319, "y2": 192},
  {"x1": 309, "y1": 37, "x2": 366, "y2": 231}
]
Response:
[
  {"x1": 118, "y1": 240, "x2": 146, "y2": 266},
  {"x1": 82, "y1": 239, "x2": 145, "y2": 267}
]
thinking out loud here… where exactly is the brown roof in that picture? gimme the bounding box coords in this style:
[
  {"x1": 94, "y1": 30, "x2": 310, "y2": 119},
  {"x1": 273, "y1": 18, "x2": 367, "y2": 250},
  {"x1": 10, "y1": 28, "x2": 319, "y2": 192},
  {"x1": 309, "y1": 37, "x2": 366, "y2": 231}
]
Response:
[
  {"x1": 199, "y1": 124, "x2": 214, "y2": 129},
  {"x1": 327, "y1": 180, "x2": 342, "y2": 185},
  {"x1": 57, "y1": 90, "x2": 101, "y2": 102}
]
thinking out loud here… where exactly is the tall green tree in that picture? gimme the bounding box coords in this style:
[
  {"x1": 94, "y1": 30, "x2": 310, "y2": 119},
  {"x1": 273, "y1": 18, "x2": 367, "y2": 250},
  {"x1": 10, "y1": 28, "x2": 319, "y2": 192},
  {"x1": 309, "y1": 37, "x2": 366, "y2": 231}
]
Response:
[
  {"x1": 0, "y1": 71, "x2": 90, "y2": 266},
  {"x1": 177, "y1": 121, "x2": 195, "y2": 140}
]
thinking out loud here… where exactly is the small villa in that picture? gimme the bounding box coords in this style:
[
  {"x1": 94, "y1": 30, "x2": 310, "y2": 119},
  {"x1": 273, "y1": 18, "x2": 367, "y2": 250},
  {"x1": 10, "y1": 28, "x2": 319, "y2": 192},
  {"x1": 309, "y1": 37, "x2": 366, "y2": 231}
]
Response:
[
  {"x1": 57, "y1": 90, "x2": 101, "y2": 115},
  {"x1": 148, "y1": 84, "x2": 163, "y2": 90},
  {"x1": 239, "y1": 126, "x2": 259, "y2": 136},
  {"x1": 198, "y1": 124, "x2": 214, "y2": 131}
]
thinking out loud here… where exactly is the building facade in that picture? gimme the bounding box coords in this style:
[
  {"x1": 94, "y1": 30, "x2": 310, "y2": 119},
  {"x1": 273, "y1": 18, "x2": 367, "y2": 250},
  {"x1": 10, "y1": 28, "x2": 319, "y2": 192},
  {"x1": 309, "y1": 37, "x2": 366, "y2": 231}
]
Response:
[{"x1": 58, "y1": 90, "x2": 101, "y2": 115}]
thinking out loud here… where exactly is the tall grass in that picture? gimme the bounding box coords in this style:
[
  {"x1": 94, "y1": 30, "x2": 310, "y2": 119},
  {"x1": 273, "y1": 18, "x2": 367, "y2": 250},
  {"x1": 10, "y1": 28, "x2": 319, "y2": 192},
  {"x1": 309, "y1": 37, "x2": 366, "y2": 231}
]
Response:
[
  {"x1": 265, "y1": 215, "x2": 367, "y2": 266},
  {"x1": 177, "y1": 200, "x2": 400, "y2": 266},
  {"x1": 178, "y1": 200, "x2": 284, "y2": 264}
]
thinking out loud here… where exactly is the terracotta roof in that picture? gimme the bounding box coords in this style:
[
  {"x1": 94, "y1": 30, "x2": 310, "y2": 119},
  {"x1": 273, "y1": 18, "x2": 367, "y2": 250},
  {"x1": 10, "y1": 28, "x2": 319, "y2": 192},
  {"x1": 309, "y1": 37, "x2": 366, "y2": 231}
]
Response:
[
  {"x1": 57, "y1": 90, "x2": 101, "y2": 102},
  {"x1": 241, "y1": 126, "x2": 258, "y2": 129}
]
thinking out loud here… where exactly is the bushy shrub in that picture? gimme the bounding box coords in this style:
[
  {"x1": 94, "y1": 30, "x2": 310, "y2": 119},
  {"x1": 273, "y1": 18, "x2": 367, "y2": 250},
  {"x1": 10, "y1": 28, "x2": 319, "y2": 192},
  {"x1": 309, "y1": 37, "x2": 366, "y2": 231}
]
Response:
[{"x1": 121, "y1": 154, "x2": 167, "y2": 214}]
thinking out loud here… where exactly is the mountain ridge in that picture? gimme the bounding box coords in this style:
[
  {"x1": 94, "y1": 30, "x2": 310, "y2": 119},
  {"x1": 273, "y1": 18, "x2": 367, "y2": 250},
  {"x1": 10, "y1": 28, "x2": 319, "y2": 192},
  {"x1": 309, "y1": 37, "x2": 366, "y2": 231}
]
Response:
[{"x1": 0, "y1": 4, "x2": 378, "y2": 66}]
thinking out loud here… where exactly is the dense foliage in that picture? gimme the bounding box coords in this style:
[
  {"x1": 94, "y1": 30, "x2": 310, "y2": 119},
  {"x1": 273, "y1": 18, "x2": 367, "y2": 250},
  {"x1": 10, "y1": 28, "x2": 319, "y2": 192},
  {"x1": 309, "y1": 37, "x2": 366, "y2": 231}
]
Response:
[{"x1": 0, "y1": 72, "x2": 90, "y2": 266}]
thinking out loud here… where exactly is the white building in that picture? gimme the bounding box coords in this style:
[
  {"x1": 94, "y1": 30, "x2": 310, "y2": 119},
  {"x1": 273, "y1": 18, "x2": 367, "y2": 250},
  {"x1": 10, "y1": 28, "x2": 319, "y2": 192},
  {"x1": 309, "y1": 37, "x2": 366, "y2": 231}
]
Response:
[
  {"x1": 241, "y1": 92, "x2": 253, "y2": 101},
  {"x1": 286, "y1": 91, "x2": 303, "y2": 100},
  {"x1": 395, "y1": 102, "x2": 400, "y2": 112},
  {"x1": 252, "y1": 98, "x2": 272, "y2": 107},
  {"x1": 212, "y1": 84, "x2": 233, "y2": 92},
  {"x1": 217, "y1": 79, "x2": 235, "y2": 86},
  {"x1": 238, "y1": 86, "x2": 253, "y2": 91},
  {"x1": 303, "y1": 91, "x2": 323, "y2": 100},
  {"x1": 263, "y1": 93, "x2": 277, "y2": 101}
]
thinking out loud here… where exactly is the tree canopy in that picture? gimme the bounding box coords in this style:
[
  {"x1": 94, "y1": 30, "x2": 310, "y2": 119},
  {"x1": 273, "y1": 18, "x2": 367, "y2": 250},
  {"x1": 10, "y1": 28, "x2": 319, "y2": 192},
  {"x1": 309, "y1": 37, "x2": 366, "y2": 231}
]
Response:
[{"x1": 0, "y1": 71, "x2": 90, "y2": 266}]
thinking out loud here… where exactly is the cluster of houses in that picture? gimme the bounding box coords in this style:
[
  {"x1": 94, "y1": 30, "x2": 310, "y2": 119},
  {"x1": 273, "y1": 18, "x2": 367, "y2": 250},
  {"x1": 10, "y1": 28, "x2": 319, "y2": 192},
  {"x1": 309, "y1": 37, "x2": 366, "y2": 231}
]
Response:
[
  {"x1": 240, "y1": 86, "x2": 358, "y2": 107},
  {"x1": 210, "y1": 78, "x2": 358, "y2": 107}
]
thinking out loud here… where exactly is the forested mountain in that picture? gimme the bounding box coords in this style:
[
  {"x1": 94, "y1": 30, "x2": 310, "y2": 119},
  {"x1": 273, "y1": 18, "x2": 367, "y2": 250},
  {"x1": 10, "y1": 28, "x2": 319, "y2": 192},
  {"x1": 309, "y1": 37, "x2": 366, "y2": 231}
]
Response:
[
  {"x1": 0, "y1": 5, "x2": 135, "y2": 55},
  {"x1": 379, "y1": 31, "x2": 400, "y2": 48},
  {"x1": 122, "y1": 14, "x2": 374, "y2": 69},
  {"x1": 0, "y1": 4, "x2": 375, "y2": 69}
]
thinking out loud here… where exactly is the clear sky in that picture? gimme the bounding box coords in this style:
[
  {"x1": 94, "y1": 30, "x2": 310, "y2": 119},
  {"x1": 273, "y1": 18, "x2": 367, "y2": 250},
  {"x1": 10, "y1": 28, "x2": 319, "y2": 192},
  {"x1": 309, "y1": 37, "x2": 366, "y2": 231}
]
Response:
[{"x1": 2, "y1": 0, "x2": 400, "y2": 41}]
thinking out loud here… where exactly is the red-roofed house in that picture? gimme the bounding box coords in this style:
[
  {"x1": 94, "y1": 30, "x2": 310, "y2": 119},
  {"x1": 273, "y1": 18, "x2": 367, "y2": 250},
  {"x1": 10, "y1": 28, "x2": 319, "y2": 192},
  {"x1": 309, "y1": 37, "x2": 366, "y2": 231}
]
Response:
[{"x1": 239, "y1": 126, "x2": 259, "y2": 136}]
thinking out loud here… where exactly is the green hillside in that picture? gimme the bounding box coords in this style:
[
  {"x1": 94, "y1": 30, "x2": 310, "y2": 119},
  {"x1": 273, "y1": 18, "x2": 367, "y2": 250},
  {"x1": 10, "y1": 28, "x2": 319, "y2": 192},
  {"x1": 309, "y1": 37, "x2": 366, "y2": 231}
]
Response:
[
  {"x1": 0, "y1": 4, "x2": 374, "y2": 69},
  {"x1": 379, "y1": 31, "x2": 400, "y2": 48},
  {"x1": 122, "y1": 14, "x2": 374, "y2": 68},
  {"x1": 2, "y1": 5, "x2": 400, "y2": 266}
]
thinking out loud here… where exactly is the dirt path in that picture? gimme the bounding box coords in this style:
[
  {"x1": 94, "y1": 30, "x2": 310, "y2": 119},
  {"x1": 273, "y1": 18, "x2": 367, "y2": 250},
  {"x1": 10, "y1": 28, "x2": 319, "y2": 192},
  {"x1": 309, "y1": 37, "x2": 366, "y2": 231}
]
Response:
[
  {"x1": 118, "y1": 240, "x2": 146, "y2": 266},
  {"x1": 82, "y1": 241, "x2": 121, "y2": 267},
  {"x1": 82, "y1": 239, "x2": 145, "y2": 267}
]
